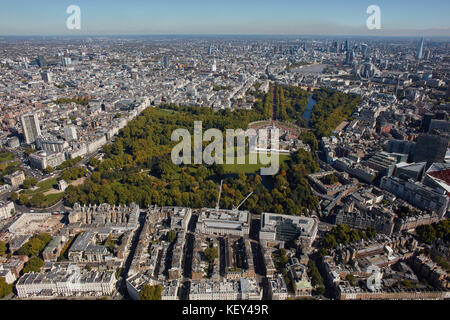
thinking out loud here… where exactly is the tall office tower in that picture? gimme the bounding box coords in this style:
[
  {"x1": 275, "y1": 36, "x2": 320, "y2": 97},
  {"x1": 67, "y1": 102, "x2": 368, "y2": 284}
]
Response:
[
  {"x1": 207, "y1": 45, "x2": 212, "y2": 55},
  {"x1": 345, "y1": 40, "x2": 350, "y2": 52},
  {"x1": 332, "y1": 41, "x2": 338, "y2": 53},
  {"x1": 163, "y1": 56, "x2": 169, "y2": 69},
  {"x1": 346, "y1": 50, "x2": 355, "y2": 65},
  {"x1": 211, "y1": 59, "x2": 217, "y2": 72},
  {"x1": 424, "y1": 49, "x2": 431, "y2": 60},
  {"x1": 64, "y1": 126, "x2": 78, "y2": 141},
  {"x1": 417, "y1": 38, "x2": 424, "y2": 60},
  {"x1": 20, "y1": 113, "x2": 41, "y2": 144},
  {"x1": 37, "y1": 55, "x2": 47, "y2": 68},
  {"x1": 361, "y1": 43, "x2": 368, "y2": 56},
  {"x1": 413, "y1": 133, "x2": 449, "y2": 168},
  {"x1": 62, "y1": 57, "x2": 72, "y2": 66},
  {"x1": 40, "y1": 71, "x2": 53, "y2": 83}
]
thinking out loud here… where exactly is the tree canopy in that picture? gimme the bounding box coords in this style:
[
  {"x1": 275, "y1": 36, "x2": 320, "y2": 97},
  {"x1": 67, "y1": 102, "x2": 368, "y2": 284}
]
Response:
[
  {"x1": 0, "y1": 277, "x2": 13, "y2": 299},
  {"x1": 139, "y1": 284, "x2": 163, "y2": 300},
  {"x1": 416, "y1": 219, "x2": 449, "y2": 244},
  {"x1": 0, "y1": 241, "x2": 6, "y2": 256},
  {"x1": 23, "y1": 256, "x2": 44, "y2": 273},
  {"x1": 63, "y1": 105, "x2": 320, "y2": 215},
  {"x1": 16, "y1": 233, "x2": 52, "y2": 257}
]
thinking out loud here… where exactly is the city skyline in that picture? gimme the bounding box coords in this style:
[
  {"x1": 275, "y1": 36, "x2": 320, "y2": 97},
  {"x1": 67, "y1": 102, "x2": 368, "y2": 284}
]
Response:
[
  {"x1": 1, "y1": 0, "x2": 450, "y2": 36},
  {"x1": 0, "y1": 0, "x2": 449, "y2": 306}
]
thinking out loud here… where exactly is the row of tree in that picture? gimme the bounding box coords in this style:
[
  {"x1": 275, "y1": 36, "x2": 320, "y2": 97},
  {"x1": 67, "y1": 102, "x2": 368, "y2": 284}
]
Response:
[
  {"x1": 321, "y1": 224, "x2": 377, "y2": 249},
  {"x1": 273, "y1": 84, "x2": 310, "y2": 123},
  {"x1": 14, "y1": 233, "x2": 51, "y2": 275}
]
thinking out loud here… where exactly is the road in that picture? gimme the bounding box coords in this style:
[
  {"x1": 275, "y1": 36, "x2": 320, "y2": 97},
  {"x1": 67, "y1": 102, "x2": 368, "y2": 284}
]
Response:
[
  {"x1": 249, "y1": 214, "x2": 270, "y2": 299},
  {"x1": 179, "y1": 211, "x2": 199, "y2": 300},
  {"x1": 117, "y1": 211, "x2": 148, "y2": 299}
]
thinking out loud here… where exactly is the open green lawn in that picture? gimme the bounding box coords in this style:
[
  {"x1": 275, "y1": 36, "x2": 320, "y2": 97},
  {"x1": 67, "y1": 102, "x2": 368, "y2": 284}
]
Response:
[
  {"x1": 44, "y1": 193, "x2": 64, "y2": 206},
  {"x1": 154, "y1": 108, "x2": 179, "y2": 115},
  {"x1": 23, "y1": 177, "x2": 58, "y2": 195},
  {"x1": 20, "y1": 177, "x2": 64, "y2": 207},
  {"x1": 223, "y1": 153, "x2": 290, "y2": 174},
  {"x1": 0, "y1": 151, "x2": 14, "y2": 163}
]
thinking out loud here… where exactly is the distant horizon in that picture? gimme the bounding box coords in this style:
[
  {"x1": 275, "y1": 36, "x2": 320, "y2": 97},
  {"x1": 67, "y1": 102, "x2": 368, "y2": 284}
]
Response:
[
  {"x1": 1, "y1": 33, "x2": 449, "y2": 40},
  {"x1": 1, "y1": 0, "x2": 449, "y2": 37}
]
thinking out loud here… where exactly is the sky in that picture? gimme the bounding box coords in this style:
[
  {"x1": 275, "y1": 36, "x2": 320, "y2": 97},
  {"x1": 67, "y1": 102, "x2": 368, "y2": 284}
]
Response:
[{"x1": 0, "y1": 0, "x2": 449, "y2": 36}]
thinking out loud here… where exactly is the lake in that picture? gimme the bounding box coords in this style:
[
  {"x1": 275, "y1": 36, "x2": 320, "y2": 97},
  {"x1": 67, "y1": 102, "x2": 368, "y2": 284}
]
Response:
[{"x1": 301, "y1": 93, "x2": 317, "y2": 128}]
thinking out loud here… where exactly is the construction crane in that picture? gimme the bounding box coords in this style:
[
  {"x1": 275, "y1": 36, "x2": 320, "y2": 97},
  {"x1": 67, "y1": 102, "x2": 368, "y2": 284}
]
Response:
[
  {"x1": 232, "y1": 191, "x2": 254, "y2": 211},
  {"x1": 215, "y1": 180, "x2": 223, "y2": 210}
]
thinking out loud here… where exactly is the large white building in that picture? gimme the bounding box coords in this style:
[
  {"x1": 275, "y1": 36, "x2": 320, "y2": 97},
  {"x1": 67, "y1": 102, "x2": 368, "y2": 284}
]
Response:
[
  {"x1": 20, "y1": 113, "x2": 41, "y2": 144},
  {"x1": 189, "y1": 278, "x2": 262, "y2": 300},
  {"x1": 0, "y1": 201, "x2": 15, "y2": 221},
  {"x1": 259, "y1": 212, "x2": 318, "y2": 248},
  {"x1": 29, "y1": 150, "x2": 66, "y2": 170},
  {"x1": 196, "y1": 208, "x2": 250, "y2": 237},
  {"x1": 36, "y1": 137, "x2": 68, "y2": 153},
  {"x1": 64, "y1": 126, "x2": 78, "y2": 141},
  {"x1": 380, "y1": 176, "x2": 449, "y2": 218},
  {"x1": 15, "y1": 264, "x2": 116, "y2": 298},
  {"x1": 168, "y1": 207, "x2": 192, "y2": 231}
]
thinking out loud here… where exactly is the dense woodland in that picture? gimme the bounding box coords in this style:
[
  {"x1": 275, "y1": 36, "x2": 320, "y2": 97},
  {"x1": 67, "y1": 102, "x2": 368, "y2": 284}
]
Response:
[
  {"x1": 61, "y1": 85, "x2": 360, "y2": 215},
  {"x1": 63, "y1": 105, "x2": 319, "y2": 215},
  {"x1": 310, "y1": 88, "x2": 362, "y2": 137},
  {"x1": 272, "y1": 84, "x2": 310, "y2": 124}
]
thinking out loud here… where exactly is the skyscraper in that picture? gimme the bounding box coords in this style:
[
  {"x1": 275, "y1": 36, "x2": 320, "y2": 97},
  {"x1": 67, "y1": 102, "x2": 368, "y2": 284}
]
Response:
[
  {"x1": 417, "y1": 38, "x2": 424, "y2": 60},
  {"x1": 346, "y1": 50, "x2": 355, "y2": 65},
  {"x1": 20, "y1": 113, "x2": 41, "y2": 144},
  {"x1": 37, "y1": 55, "x2": 47, "y2": 68},
  {"x1": 62, "y1": 57, "x2": 72, "y2": 66},
  {"x1": 332, "y1": 41, "x2": 339, "y2": 53},
  {"x1": 41, "y1": 71, "x2": 52, "y2": 83},
  {"x1": 211, "y1": 59, "x2": 217, "y2": 72},
  {"x1": 361, "y1": 43, "x2": 368, "y2": 56},
  {"x1": 163, "y1": 56, "x2": 169, "y2": 69}
]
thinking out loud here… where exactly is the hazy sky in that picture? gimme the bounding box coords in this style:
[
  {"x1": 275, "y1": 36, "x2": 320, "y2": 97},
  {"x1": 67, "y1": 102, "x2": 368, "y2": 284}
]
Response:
[{"x1": 0, "y1": 0, "x2": 449, "y2": 36}]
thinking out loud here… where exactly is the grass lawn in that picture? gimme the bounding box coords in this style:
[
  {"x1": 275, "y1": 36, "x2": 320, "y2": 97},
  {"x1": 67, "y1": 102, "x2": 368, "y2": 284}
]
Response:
[
  {"x1": 223, "y1": 153, "x2": 290, "y2": 174},
  {"x1": 20, "y1": 177, "x2": 63, "y2": 208},
  {"x1": 23, "y1": 177, "x2": 58, "y2": 195},
  {"x1": 154, "y1": 108, "x2": 179, "y2": 115},
  {"x1": 42, "y1": 193, "x2": 64, "y2": 207},
  {"x1": 0, "y1": 151, "x2": 14, "y2": 163}
]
